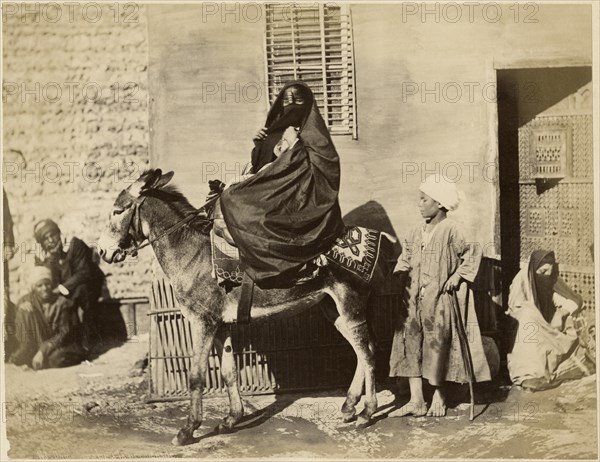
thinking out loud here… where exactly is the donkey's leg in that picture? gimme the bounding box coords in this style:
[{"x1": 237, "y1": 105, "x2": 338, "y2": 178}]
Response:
[
  {"x1": 334, "y1": 317, "x2": 365, "y2": 422},
  {"x1": 322, "y1": 295, "x2": 366, "y2": 422},
  {"x1": 172, "y1": 320, "x2": 217, "y2": 446},
  {"x1": 337, "y1": 316, "x2": 377, "y2": 428},
  {"x1": 213, "y1": 323, "x2": 244, "y2": 433}
]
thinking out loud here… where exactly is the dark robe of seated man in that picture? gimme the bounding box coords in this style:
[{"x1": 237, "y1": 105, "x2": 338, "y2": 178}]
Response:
[
  {"x1": 9, "y1": 266, "x2": 86, "y2": 370},
  {"x1": 34, "y1": 219, "x2": 105, "y2": 349}
]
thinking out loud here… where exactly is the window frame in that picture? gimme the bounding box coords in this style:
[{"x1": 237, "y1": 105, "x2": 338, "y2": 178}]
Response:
[{"x1": 264, "y1": 3, "x2": 358, "y2": 139}]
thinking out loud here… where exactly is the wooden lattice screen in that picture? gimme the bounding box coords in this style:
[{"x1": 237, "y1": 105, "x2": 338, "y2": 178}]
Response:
[
  {"x1": 265, "y1": 3, "x2": 357, "y2": 138},
  {"x1": 518, "y1": 106, "x2": 595, "y2": 312},
  {"x1": 529, "y1": 125, "x2": 571, "y2": 179}
]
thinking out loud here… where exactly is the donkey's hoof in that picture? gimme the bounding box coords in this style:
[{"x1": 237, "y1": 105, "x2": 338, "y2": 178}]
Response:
[
  {"x1": 355, "y1": 414, "x2": 372, "y2": 429},
  {"x1": 342, "y1": 413, "x2": 356, "y2": 423},
  {"x1": 215, "y1": 422, "x2": 235, "y2": 434},
  {"x1": 172, "y1": 429, "x2": 194, "y2": 446}
]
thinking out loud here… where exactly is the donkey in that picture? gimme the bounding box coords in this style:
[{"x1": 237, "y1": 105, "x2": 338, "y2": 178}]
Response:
[{"x1": 98, "y1": 169, "x2": 393, "y2": 446}]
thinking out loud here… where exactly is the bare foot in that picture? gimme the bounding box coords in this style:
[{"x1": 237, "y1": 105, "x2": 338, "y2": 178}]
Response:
[
  {"x1": 389, "y1": 400, "x2": 427, "y2": 417},
  {"x1": 426, "y1": 393, "x2": 447, "y2": 417}
]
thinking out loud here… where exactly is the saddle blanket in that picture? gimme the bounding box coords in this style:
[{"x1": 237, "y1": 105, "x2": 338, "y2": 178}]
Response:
[
  {"x1": 324, "y1": 226, "x2": 393, "y2": 284},
  {"x1": 211, "y1": 226, "x2": 394, "y2": 286}
]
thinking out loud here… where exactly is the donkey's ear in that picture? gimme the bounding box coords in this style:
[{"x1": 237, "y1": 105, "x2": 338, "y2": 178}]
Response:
[
  {"x1": 138, "y1": 169, "x2": 173, "y2": 192},
  {"x1": 130, "y1": 169, "x2": 162, "y2": 197},
  {"x1": 155, "y1": 171, "x2": 174, "y2": 189},
  {"x1": 141, "y1": 168, "x2": 162, "y2": 190}
]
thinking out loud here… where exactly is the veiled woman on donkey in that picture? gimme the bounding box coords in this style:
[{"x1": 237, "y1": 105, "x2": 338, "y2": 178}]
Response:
[{"x1": 219, "y1": 82, "x2": 345, "y2": 286}]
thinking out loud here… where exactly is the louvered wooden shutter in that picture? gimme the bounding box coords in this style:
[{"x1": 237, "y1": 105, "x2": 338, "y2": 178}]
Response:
[{"x1": 265, "y1": 4, "x2": 357, "y2": 138}]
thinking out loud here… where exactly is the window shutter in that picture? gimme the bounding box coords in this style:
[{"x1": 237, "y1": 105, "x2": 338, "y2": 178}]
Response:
[{"x1": 265, "y1": 4, "x2": 357, "y2": 138}]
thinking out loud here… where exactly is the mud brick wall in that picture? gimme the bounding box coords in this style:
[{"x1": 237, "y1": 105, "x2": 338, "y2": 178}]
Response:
[{"x1": 3, "y1": 3, "x2": 152, "y2": 300}]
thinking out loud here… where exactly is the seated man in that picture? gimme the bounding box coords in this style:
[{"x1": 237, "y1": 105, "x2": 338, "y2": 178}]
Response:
[
  {"x1": 506, "y1": 250, "x2": 595, "y2": 391},
  {"x1": 9, "y1": 266, "x2": 86, "y2": 369},
  {"x1": 34, "y1": 219, "x2": 105, "y2": 349},
  {"x1": 217, "y1": 82, "x2": 345, "y2": 287}
]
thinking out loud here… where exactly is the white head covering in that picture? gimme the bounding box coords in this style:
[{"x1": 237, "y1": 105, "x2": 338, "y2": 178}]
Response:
[
  {"x1": 419, "y1": 175, "x2": 463, "y2": 211},
  {"x1": 29, "y1": 265, "x2": 53, "y2": 289}
]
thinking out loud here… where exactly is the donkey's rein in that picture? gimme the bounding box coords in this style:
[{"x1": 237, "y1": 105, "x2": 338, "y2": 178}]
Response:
[{"x1": 125, "y1": 194, "x2": 218, "y2": 255}]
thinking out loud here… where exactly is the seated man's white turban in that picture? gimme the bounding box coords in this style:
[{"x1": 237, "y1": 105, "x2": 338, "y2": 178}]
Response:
[
  {"x1": 419, "y1": 175, "x2": 463, "y2": 211},
  {"x1": 29, "y1": 265, "x2": 53, "y2": 289}
]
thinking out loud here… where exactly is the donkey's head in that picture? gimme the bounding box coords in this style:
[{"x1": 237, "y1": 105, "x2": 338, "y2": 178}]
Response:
[{"x1": 98, "y1": 168, "x2": 174, "y2": 264}]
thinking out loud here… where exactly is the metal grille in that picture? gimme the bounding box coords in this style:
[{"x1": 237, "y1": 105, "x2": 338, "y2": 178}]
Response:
[
  {"x1": 265, "y1": 3, "x2": 357, "y2": 138},
  {"x1": 148, "y1": 277, "x2": 400, "y2": 401}
]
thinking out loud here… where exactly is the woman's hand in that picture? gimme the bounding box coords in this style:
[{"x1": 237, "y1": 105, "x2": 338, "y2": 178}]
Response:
[
  {"x1": 443, "y1": 273, "x2": 463, "y2": 293},
  {"x1": 282, "y1": 126, "x2": 299, "y2": 146},
  {"x1": 253, "y1": 127, "x2": 268, "y2": 142},
  {"x1": 273, "y1": 127, "x2": 299, "y2": 157}
]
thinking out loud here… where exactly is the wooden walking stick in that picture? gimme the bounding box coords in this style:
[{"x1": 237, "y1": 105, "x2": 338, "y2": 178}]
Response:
[{"x1": 450, "y1": 287, "x2": 476, "y2": 421}]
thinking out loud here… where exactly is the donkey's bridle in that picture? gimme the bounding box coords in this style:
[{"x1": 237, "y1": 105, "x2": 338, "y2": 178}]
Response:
[{"x1": 119, "y1": 192, "x2": 218, "y2": 258}]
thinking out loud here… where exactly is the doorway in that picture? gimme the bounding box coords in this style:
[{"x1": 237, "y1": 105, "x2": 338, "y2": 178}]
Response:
[{"x1": 496, "y1": 66, "x2": 594, "y2": 343}]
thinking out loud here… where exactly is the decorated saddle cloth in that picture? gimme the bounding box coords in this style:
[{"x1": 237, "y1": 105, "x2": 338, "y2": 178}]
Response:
[
  {"x1": 324, "y1": 226, "x2": 394, "y2": 284},
  {"x1": 211, "y1": 225, "x2": 393, "y2": 286}
]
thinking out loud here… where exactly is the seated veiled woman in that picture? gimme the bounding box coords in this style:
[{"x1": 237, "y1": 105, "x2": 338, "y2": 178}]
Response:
[{"x1": 506, "y1": 250, "x2": 595, "y2": 391}]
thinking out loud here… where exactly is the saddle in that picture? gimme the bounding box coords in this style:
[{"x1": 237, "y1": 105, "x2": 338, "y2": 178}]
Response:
[{"x1": 212, "y1": 209, "x2": 326, "y2": 323}]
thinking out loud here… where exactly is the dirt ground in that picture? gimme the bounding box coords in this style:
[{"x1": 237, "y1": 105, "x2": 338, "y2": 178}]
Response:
[{"x1": 2, "y1": 334, "x2": 598, "y2": 460}]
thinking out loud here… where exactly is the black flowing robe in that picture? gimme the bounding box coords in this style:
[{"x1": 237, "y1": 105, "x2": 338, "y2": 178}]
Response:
[{"x1": 220, "y1": 82, "x2": 344, "y2": 284}]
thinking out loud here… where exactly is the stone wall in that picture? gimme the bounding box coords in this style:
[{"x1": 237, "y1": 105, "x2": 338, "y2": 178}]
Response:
[{"x1": 3, "y1": 3, "x2": 151, "y2": 300}]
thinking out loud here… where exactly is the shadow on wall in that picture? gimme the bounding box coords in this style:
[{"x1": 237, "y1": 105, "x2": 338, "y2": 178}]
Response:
[
  {"x1": 343, "y1": 200, "x2": 403, "y2": 295},
  {"x1": 343, "y1": 200, "x2": 400, "y2": 242},
  {"x1": 91, "y1": 249, "x2": 128, "y2": 357}
]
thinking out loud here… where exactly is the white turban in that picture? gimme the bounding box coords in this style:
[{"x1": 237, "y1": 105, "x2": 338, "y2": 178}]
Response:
[
  {"x1": 29, "y1": 265, "x2": 53, "y2": 289},
  {"x1": 419, "y1": 175, "x2": 463, "y2": 211}
]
